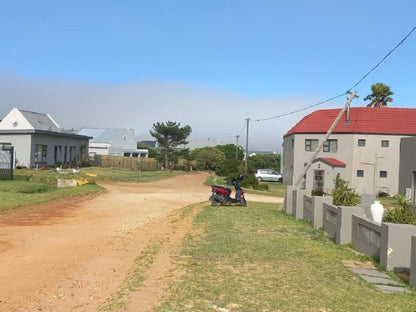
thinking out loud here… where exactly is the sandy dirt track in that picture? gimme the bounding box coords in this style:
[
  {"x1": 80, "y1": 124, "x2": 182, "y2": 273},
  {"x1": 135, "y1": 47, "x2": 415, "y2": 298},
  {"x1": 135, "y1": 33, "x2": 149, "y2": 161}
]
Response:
[{"x1": 0, "y1": 172, "x2": 282, "y2": 311}]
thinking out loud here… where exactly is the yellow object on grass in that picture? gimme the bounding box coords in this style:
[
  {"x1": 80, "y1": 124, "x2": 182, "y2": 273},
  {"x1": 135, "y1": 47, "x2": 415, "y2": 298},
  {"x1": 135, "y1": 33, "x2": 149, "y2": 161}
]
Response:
[
  {"x1": 77, "y1": 179, "x2": 89, "y2": 186},
  {"x1": 86, "y1": 173, "x2": 98, "y2": 177}
]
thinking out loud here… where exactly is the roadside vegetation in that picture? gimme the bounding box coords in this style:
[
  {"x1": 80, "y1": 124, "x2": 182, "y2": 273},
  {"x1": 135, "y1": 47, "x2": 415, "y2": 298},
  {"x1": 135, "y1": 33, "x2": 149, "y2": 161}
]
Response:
[
  {"x1": 206, "y1": 174, "x2": 285, "y2": 198},
  {"x1": 156, "y1": 203, "x2": 416, "y2": 312},
  {"x1": 0, "y1": 167, "x2": 187, "y2": 213}
]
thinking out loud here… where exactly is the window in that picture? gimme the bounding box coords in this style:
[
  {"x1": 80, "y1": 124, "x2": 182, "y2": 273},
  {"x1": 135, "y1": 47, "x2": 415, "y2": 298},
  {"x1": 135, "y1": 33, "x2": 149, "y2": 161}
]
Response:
[
  {"x1": 358, "y1": 139, "x2": 366, "y2": 146},
  {"x1": 323, "y1": 139, "x2": 337, "y2": 152},
  {"x1": 381, "y1": 140, "x2": 389, "y2": 147},
  {"x1": 357, "y1": 170, "x2": 364, "y2": 177},
  {"x1": 35, "y1": 144, "x2": 47, "y2": 162},
  {"x1": 70, "y1": 146, "x2": 76, "y2": 161},
  {"x1": 305, "y1": 139, "x2": 318, "y2": 151},
  {"x1": 0, "y1": 143, "x2": 12, "y2": 150},
  {"x1": 54, "y1": 145, "x2": 62, "y2": 162},
  {"x1": 380, "y1": 171, "x2": 388, "y2": 178}
]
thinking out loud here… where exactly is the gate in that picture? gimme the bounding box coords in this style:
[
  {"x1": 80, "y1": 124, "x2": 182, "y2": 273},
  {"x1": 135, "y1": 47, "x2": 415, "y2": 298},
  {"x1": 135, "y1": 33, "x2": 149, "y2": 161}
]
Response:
[{"x1": 0, "y1": 145, "x2": 13, "y2": 180}]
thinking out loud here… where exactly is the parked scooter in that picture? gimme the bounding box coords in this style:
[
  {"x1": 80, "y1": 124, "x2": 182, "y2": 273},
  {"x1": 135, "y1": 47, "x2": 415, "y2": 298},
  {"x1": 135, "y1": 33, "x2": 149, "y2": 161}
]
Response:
[{"x1": 209, "y1": 173, "x2": 247, "y2": 206}]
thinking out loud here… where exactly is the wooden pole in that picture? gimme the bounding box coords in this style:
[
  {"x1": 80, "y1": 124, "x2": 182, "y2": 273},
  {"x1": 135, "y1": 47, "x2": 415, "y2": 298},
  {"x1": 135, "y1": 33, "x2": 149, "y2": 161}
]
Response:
[{"x1": 294, "y1": 91, "x2": 358, "y2": 186}]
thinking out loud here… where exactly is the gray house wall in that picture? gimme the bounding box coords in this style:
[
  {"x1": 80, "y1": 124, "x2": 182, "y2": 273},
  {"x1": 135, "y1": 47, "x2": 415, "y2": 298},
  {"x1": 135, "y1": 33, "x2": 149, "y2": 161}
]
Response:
[
  {"x1": 283, "y1": 132, "x2": 406, "y2": 196},
  {"x1": 0, "y1": 132, "x2": 89, "y2": 168},
  {"x1": 399, "y1": 137, "x2": 416, "y2": 203},
  {"x1": 0, "y1": 133, "x2": 31, "y2": 167}
]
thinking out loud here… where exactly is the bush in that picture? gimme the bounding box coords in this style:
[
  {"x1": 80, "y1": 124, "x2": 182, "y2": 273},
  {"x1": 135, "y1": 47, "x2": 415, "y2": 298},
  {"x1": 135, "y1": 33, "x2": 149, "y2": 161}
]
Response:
[
  {"x1": 225, "y1": 172, "x2": 258, "y2": 189},
  {"x1": 384, "y1": 194, "x2": 416, "y2": 225},
  {"x1": 331, "y1": 174, "x2": 360, "y2": 206},
  {"x1": 255, "y1": 183, "x2": 269, "y2": 191},
  {"x1": 215, "y1": 159, "x2": 241, "y2": 177}
]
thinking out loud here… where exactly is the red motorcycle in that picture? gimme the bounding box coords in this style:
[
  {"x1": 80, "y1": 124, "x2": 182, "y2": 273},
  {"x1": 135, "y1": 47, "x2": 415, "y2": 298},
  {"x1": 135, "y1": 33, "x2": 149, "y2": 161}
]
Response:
[{"x1": 209, "y1": 174, "x2": 247, "y2": 207}]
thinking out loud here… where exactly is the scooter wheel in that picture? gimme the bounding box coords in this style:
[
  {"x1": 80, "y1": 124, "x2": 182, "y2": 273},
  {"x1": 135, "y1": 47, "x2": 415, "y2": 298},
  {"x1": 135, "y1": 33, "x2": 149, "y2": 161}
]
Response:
[
  {"x1": 211, "y1": 199, "x2": 221, "y2": 206},
  {"x1": 241, "y1": 197, "x2": 247, "y2": 207}
]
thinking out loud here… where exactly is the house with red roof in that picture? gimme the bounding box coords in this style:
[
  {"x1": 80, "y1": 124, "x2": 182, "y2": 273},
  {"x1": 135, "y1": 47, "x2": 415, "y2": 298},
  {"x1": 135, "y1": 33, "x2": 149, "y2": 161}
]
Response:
[{"x1": 283, "y1": 107, "x2": 416, "y2": 199}]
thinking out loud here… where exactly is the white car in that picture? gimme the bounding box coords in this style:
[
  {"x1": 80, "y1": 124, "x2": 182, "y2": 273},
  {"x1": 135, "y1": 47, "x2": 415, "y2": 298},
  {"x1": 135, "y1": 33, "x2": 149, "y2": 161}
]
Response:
[{"x1": 255, "y1": 169, "x2": 283, "y2": 182}]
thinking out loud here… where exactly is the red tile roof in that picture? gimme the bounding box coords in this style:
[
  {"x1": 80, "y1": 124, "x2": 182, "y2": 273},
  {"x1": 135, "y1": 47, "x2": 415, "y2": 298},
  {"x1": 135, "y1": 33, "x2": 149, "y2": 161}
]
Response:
[
  {"x1": 313, "y1": 157, "x2": 346, "y2": 168},
  {"x1": 284, "y1": 107, "x2": 416, "y2": 137}
]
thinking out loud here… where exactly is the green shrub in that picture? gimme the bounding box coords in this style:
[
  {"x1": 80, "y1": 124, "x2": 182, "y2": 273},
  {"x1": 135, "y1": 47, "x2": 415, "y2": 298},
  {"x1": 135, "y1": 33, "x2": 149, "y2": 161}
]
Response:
[
  {"x1": 384, "y1": 194, "x2": 416, "y2": 225},
  {"x1": 331, "y1": 174, "x2": 360, "y2": 206},
  {"x1": 255, "y1": 183, "x2": 269, "y2": 191},
  {"x1": 215, "y1": 159, "x2": 241, "y2": 177}
]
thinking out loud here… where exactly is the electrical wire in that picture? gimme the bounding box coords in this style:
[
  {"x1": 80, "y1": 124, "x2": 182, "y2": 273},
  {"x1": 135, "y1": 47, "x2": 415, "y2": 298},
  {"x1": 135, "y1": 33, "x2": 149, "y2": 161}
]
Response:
[{"x1": 253, "y1": 24, "x2": 416, "y2": 123}]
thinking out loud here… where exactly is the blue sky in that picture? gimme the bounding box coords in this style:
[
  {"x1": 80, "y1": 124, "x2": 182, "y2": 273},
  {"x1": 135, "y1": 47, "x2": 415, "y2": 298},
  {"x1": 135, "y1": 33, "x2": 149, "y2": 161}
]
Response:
[{"x1": 1, "y1": 1, "x2": 416, "y2": 151}]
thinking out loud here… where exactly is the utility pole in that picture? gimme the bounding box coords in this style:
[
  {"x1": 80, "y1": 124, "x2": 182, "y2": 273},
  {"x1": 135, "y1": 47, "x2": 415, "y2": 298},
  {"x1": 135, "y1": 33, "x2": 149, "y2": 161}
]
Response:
[
  {"x1": 235, "y1": 135, "x2": 240, "y2": 160},
  {"x1": 245, "y1": 118, "x2": 250, "y2": 174},
  {"x1": 294, "y1": 91, "x2": 358, "y2": 187}
]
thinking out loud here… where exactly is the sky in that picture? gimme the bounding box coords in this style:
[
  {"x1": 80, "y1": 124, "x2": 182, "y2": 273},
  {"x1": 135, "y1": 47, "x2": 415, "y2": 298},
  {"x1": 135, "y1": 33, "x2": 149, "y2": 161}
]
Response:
[{"x1": 1, "y1": 1, "x2": 416, "y2": 152}]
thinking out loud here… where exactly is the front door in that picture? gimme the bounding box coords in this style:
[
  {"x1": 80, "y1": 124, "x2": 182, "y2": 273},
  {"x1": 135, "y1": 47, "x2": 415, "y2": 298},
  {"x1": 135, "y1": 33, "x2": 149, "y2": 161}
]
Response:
[{"x1": 313, "y1": 169, "x2": 325, "y2": 195}]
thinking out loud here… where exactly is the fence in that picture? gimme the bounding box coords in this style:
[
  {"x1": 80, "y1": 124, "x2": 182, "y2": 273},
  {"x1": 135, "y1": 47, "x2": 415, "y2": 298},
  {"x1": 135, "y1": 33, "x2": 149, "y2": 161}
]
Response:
[
  {"x1": 283, "y1": 185, "x2": 416, "y2": 289},
  {"x1": 0, "y1": 146, "x2": 13, "y2": 180},
  {"x1": 91, "y1": 155, "x2": 161, "y2": 171}
]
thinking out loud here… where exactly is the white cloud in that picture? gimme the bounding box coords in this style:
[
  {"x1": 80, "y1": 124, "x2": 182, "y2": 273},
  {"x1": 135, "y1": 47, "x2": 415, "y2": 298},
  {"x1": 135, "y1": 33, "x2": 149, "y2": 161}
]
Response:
[{"x1": 0, "y1": 74, "x2": 330, "y2": 151}]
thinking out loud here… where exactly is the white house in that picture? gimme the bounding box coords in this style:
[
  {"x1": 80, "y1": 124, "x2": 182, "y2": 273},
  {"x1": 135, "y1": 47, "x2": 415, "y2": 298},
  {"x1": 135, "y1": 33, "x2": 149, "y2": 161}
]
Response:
[
  {"x1": 0, "y1": 108, "x2": 90, "y2": 168},
  {"x1": 77, "y1": 128, "x2": 148, "y2": 158},
  {"x1": 283, "y1": 107, "x2": 416, "y2": 198}
]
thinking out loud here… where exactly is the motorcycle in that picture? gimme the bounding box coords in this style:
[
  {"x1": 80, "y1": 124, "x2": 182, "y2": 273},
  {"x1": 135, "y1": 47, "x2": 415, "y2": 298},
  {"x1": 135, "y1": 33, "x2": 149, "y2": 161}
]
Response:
[{"x1": 209, "y1": 173, "x2": 247, "y2": 207}]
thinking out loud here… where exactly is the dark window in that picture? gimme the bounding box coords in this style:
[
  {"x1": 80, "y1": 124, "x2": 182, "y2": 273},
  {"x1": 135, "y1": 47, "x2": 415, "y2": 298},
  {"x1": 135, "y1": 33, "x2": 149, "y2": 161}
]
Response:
[
  {"x1": 35, "y1": 144, "x2": 47, "y2": 162},
  {"x1": 323, "y1": 139, "x2": 337, "y2": 152},
  {"x1": 357, "y1": 170, "x2": 364, "y2": 177},
  {"x1": 380, "y1": 171, "x2": 388, "y2": 178},
  {"x1": 381, "y1": 140, "x2": 389, "y2": 147},
  {"x1": 358, "y1": 139, "x2": 366, "y2": 146},
  {"x1": 305, "y1": 139, "x2": 318, "y2": 151}
]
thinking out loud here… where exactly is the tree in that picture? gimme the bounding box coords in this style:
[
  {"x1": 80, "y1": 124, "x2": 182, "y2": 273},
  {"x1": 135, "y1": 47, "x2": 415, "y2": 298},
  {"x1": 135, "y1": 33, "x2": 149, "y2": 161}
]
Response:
[
  {"x1": 364, "y1": 83, "x2": 394, "y2": 108},
  {"x1": 149, "y1": 121, "x2": 191, "y2": 169},
  {"x1": 192, "y1": 147, "x2": 225, "y2": 170},
  {"x1": 248, "y1": 153, "x2": 281, "y2": 173},
  {"x1": 215, "y1": 144, "x2": 244, "y2": 160}
]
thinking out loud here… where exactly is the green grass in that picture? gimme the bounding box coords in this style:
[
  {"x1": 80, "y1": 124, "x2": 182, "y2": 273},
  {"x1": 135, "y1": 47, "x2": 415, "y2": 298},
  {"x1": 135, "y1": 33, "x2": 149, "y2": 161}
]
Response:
[
  {"x1": 99, "y1": 238, "x2": 165, "y2": 312},
  {"x1": 1, "y1": 167, "x2": 188, "y2": 213},
  {"x1": 0, "y1": 180, "x2": 103, "y2": 213},
  {"x1": 156, "y1": 203, "x2": 416, "y2": 312},
  {"x1": 99, "y1": 203, "x2": 201, "y2": 312}
]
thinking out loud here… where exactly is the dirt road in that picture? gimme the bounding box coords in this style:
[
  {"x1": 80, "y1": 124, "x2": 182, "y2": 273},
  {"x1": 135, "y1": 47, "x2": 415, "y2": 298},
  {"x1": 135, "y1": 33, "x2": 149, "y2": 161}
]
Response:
[{"x1": 0, "y1": 172, "x2": 282, "y2": 312}]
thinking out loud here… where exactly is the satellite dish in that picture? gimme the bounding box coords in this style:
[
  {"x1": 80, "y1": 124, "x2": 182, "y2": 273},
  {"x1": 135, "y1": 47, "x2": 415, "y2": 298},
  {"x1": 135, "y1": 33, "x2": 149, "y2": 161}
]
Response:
[{"x1": 10, "y1": 118, "x2": 17, "y2": 126}]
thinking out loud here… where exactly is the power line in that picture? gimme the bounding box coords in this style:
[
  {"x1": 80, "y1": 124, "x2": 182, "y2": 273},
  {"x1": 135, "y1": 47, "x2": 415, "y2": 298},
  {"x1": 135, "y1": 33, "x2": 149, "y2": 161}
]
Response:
[
  {"x1": 253, "y1": 24, "x2": 416, "y2": 123},
  {"x1": 347, "y1": 25, "x2": 416, "y2": 92}
]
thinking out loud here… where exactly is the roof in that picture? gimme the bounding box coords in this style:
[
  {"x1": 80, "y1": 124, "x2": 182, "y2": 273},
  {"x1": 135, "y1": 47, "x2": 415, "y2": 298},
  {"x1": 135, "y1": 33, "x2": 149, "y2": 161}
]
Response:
[
  {"x1": 313, "y1": 157, "x2": 346, "y2": 168},
  {"x1": 19, "y1": 109, "x2": 61, "y2": 132},
  {"x1": 77, "y1": 128, "x2": 123, "y2": 143},
  {"x1": 284, "y1": 107, "x2": 416, "y2": 137}
]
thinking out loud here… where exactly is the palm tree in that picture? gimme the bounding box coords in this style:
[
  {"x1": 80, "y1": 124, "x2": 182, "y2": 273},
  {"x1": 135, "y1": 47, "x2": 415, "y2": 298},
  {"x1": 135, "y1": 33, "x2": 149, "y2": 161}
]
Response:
[{"x1": 364, "y1": 82, "x2": 394, "y2": 107}]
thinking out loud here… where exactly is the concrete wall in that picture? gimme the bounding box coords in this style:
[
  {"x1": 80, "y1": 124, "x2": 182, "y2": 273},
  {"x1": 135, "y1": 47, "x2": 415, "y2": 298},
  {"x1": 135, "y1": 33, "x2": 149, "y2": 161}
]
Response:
[
  {"x1": 303, "y1": 195, "x2": 332, "y2": 228},
  {"x1": 411, "y1": 236, "x2": 416, "y2": 289},
  {"x1": 380, "y1": 222, "x2": 416, "y2": 271},
  {"x1": 351, "y1": 215, "x2": 382, "y2": 259},
  {"x1": 284, "y1": 185, "x2": 297, "y2": 215},
  {"x1": 284, "y1": 185, "x2": 416, "y2": 288},
  {"x1": 323, "y1": 202, "x2": 365, "y2": 245},
  {"x1": 399, "y1": 137, "x2": 416, "y2": 204},
  {"x1": 293, "y1": 188, "x2": 307, "y2": 220}
]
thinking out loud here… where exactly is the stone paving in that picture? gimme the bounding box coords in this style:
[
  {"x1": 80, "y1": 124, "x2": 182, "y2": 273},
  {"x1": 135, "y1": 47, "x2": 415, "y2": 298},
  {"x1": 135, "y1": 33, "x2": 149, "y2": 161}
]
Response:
[{"x1": 347, "y1": 267, "x2": 410, "y2": 293}]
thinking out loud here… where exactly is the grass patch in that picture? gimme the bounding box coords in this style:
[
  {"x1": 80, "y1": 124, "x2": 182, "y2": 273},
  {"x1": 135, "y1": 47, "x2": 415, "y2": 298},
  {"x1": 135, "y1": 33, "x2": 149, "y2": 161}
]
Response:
[
  {"x1": 156, "y1": 203, "x2": 416, "y2": 312},
  {"x1": 100, "y1": 203, "x2": 199, "y2": 312},
  {"x1": 0, "y1": 182, "x2": 103, "y2": 213},
  {"x1": 99, "y1": 238, "x2": 164, "y2": 312},
  {"x1": 2, "y1": 167, "x2": 189, "y2": 213}
]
